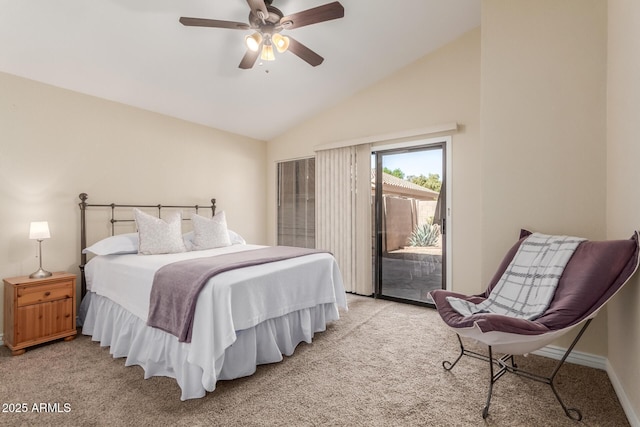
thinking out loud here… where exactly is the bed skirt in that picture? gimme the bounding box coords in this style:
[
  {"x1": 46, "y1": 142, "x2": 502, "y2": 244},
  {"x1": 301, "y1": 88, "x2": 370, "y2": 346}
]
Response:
[{"x1": 81, "y1": 292, "x2": 340, "y2": 400}]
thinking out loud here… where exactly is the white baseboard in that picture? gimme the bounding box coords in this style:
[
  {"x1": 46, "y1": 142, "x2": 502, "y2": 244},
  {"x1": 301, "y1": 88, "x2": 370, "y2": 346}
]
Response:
[
  {"x1": 532, "y1": 344, "x2": 607, "y2": 370},
  {"x1": 533, "y1": 345, "x2": 638, "y2": 426},
  {"x1": 606, "y1": 359, "x2": 640, "y2": 427}
]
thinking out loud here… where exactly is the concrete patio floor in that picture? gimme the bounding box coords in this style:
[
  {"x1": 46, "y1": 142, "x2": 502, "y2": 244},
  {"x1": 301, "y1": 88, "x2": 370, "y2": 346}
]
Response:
[{"x1": 380, "y1": 248, "x2": 443, "y2": 304}]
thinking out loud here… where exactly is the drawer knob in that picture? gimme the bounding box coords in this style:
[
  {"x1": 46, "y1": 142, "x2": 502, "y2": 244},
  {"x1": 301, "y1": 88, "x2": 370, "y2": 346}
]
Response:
[{"x1": 44, "y1": 291, "x2": 51, "y2": 297}]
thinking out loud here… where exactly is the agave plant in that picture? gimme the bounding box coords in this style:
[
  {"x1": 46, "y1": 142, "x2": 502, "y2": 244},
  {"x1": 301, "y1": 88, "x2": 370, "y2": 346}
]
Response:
[{"x1": 408, "y1": 222, "x2": 440, "y2": 247}]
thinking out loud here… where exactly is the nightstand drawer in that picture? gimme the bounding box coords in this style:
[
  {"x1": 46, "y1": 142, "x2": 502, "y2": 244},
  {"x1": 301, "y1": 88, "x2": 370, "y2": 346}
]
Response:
[{"x1": 17, "y1": 281, "x2": 74, "y2": 307}]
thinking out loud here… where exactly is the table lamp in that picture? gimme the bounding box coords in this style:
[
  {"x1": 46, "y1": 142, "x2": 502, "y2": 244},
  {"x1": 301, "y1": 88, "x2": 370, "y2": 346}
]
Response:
[{"x1": 29, "y1": 221, "x2": 52, "y2": 279}]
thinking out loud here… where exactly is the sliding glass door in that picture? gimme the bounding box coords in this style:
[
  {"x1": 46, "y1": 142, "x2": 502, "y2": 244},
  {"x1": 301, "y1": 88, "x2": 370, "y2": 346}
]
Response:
[{"x1": 373, "y1": 144, "x2": 446, "y2": 305}]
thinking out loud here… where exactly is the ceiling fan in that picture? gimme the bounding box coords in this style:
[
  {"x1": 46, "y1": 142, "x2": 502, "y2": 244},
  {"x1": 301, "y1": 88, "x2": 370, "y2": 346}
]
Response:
[{"x1": 179, "y1": 0, "x2": 345, "y2": 69}]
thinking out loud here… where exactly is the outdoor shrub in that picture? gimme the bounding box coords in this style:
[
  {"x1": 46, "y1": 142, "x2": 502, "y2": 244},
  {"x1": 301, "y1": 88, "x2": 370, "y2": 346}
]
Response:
[{"x1": 408, "y1": 223, "x2": 440, "y2": 247}]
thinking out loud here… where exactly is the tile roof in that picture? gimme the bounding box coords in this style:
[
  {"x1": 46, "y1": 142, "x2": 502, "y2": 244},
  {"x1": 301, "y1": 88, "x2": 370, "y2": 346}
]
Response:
[{"x1": 371, "y1": 170, "x2": 440, "y2": 201}]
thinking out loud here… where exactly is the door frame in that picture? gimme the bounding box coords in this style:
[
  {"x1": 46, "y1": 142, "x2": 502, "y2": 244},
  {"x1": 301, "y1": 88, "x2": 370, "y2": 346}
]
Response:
[{"x1": 372, "y1": 136, "x2": 452, "y2": 305}]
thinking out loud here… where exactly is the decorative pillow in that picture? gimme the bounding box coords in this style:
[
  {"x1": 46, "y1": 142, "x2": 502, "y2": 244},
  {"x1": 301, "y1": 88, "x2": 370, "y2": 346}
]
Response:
[
  {"x1": 133, "y1": 208, "x2": 187, "y2": 255},
  {"x1": 190, "y1": 211, "x2": 232, "y2": 250},
  {"x1": 228, "y1": 229, "x2": 246, "y2": 245},
  {"x1": 183, "y1": 229, "x2": 245, "y2": 250},
  {"x1": 182, "y1": 231, "x2": 194, "y2": 250},
  {"x1": 82, "y1": 233, "x2": 139, "y2": 256}
]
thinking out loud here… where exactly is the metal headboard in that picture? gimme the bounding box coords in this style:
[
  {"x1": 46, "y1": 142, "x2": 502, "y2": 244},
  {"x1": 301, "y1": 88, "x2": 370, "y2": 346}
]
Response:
[{"x1": 78, "y1": 192, "x2": 216, "y2": 297}]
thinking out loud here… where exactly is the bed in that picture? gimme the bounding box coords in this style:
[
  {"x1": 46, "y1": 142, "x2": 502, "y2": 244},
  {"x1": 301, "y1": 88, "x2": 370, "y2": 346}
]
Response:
[{"x1": 77, "y1": 193, "x2": 347, "y2": 400}]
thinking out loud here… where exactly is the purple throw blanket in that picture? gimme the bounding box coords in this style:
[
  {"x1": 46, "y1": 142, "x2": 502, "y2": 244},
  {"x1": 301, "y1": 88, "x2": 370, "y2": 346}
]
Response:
[{"x1": 147, "y1": 246, "x2": 328, "y2": 343}]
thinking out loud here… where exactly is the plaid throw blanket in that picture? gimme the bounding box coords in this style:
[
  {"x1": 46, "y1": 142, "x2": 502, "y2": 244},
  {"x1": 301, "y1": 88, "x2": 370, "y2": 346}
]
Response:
[{"x1": 446, "y1": 233, "x2": 585, "y2": 320}]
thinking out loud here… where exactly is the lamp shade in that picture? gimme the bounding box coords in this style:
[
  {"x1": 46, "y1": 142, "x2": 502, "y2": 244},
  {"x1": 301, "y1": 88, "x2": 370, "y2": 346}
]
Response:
[
  {"x1": 261, "y1": 43, "x2": 275, "y2": 61},
  {"x1": 245, "y1": 32, "x2": 263, "y2": 52},
  {"x1": 29, "y1": 221, "x2": 50, "y2": 240},
  {"x1": 272, "y1": 33, "x2": 290, "y2": 53}
]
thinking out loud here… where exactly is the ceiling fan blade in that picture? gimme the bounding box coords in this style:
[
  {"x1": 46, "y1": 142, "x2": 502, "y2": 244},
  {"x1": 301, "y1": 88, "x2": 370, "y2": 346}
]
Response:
[
  {"x1": 280, "y1": 2, "x2": 344, "y2": 29},
  {"x1": 179, "y1": 17, "x2": 250, "y2": 30},
  {"x1": 287, "y1": 37, "x2": 324, "y2": 67},
  {"x1": 246, "y1": 0, "x2": 269, "y2": 21},
  {"x1": 239, "y1": 49, "x2": 260, "y2": 69}
]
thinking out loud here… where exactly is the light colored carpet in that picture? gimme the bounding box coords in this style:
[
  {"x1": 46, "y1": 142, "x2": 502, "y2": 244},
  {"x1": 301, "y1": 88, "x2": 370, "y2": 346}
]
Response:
[{"x1": 0, "y1": 294, "x2": 629, "y2": 426}]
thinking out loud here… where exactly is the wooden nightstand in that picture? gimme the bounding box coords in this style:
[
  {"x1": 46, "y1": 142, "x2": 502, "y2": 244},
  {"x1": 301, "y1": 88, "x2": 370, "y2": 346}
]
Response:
[{"x1": 3, "y1": 272, "x2": 77, "y2": 356}]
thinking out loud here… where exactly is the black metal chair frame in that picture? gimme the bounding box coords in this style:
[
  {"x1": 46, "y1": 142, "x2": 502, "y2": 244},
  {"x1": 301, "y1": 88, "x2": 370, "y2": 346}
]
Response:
[{"x1": 442, "y1": 318, "x2": 593, "y2": 421}]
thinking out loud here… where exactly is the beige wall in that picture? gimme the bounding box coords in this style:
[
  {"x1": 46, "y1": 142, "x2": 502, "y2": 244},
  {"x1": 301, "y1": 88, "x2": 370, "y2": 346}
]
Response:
[
  {"x1": 383, "y1": 197, "x2": 416, "y2": 252},
  {"x1": 267, "y1": 28, "x2": 482, "y2": 296},
  {"x1": 607, "y1": 0, "x2": 640, "y2": 418},
  {"x1": 0, "y1": 72, "x2": 268, "y2": 334},
  {"x1": 480, "y1": 0, "x2": 608, "y2": 354}
]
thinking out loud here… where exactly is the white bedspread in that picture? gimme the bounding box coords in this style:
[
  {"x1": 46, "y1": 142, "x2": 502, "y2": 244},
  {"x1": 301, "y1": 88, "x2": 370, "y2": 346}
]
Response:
[{"x1": 84, "y1": 244, "x2": 347, "y2": 398}]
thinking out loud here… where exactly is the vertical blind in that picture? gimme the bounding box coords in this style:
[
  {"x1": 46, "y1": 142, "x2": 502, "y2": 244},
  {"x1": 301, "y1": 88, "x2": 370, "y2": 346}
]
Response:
[
  {"x1": 277, "y1": 158, "x2": 315, "y2": 249},
  {"x1": 316, "y1": 144, "x2": 372, "y2": 295}
]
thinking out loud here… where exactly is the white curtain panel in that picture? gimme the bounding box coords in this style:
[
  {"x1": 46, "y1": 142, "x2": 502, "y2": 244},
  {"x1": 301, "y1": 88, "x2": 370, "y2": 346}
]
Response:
[{"x1": 316, "y1": 144, "x2": 372, "y2": 295}]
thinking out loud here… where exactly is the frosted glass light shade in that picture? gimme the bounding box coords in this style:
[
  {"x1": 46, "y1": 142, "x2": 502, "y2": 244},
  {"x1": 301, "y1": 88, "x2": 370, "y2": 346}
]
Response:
[
  {"x1": 272, "y1": 33, "x2": 290, "y2": 53},
  {"x1": 245, "y1": 33, "x2": 262, "y2": 52},
  {"x1": 261, "y1": 44, "x2": 275, "y2": 61},
  {"x1": 29, "y1": 221, "x2": 50, "y2": 240}
]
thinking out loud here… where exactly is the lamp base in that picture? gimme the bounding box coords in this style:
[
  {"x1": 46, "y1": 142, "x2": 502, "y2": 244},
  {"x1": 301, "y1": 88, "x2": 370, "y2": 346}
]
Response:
[{"x1": 29, "y1": 268, "x2": 52, "y2": 279}]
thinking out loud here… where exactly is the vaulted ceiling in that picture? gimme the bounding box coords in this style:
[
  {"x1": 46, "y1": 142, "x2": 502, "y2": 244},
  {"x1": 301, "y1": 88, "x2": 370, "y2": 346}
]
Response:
[{"x1": 0, "y1": 0, "x2": 481, "y2": 140}]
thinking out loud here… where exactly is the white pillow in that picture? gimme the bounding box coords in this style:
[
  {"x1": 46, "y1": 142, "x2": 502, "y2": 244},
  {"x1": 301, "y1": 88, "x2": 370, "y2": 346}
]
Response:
[
  {"x1": 228, "y1": 229, "x2": 246, "y2": 245},
  {"x1": 181, "y1": 231, "x2": 195, "y2": 250},
  {"x1": 82, "y1": 233, "x2": 139, "y2": 256},
  {"x1": 183, "y1": 229, "x2": 245, "y2": 250},
  {"x1": 134, "y1": 208, "x2": 187, "y2": 255},
  {"x1": 190, "y1": 211, "x2": 232, "y2": 250}
]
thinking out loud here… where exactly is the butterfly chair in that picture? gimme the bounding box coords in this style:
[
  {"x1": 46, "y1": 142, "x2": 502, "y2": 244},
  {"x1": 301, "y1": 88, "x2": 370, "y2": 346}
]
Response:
[{"x1": 430, "y1": 230, "x2": 639, "y2": 421}]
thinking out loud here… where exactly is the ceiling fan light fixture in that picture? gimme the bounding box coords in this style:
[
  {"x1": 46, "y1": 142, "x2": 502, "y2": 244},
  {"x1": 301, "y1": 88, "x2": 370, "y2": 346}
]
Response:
[
  {"x1": 245, "y1": 32, "x2": 263, "y2": 52},
  {"x1": 260, "y1": 42, "x2": 275, "y2": 61},
  {"x1": 180, "y1": 1, "x2": 345, "y2": 69},
  {"x1": 272, "y1": 33, "x2": 290, "y2": 53}
]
